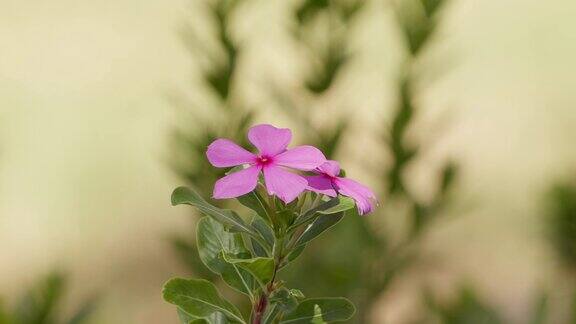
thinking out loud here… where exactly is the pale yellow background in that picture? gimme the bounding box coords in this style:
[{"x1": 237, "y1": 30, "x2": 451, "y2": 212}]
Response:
[{"x1": 1, "y1": 0, "x2": 576, "y2": 323}]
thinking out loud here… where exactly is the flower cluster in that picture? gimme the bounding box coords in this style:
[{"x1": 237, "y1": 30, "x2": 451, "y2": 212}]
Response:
[{"x1": 206, "y1": 124, "x2": 377, "y2": 214}]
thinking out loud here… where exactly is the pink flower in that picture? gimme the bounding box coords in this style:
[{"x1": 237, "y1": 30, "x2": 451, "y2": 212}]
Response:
[
  {"x1": 305, "y1": 160, "x2": 377, "y2": 215},
  {"x1": 206, "y1": 124, "x2": 326, "y2": 203}
]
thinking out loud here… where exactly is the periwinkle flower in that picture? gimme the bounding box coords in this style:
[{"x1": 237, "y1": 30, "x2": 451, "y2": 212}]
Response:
[
  {"x1": 206, "y1": 124, "x2": 326, "y2": 203},
  {"x1": 305, "y1": 160, "x2": 377, "y2": 215}
]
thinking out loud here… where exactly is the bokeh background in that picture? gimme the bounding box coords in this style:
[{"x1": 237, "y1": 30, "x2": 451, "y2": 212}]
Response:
[{"x1": 1, "y1": 0, "x2": 576, "y2": 323}]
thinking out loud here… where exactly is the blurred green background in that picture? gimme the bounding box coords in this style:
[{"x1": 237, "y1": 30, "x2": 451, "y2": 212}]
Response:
[{"x1": 1, "y1": 0, "x2": 576, "y2": 323}]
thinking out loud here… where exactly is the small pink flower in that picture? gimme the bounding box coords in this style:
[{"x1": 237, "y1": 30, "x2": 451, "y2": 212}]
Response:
[
  {"x1": 206, "y1": 124, "x2": 326, "y2": 203},
  {"x1": 305, "y1": 160, "x2": 377, "y2": 215}
]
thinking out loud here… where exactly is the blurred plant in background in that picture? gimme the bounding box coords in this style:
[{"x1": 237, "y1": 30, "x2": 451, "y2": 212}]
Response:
[
  {"x1": 168, "y1": 0, "x2": 466, "y2": 322},
  {"x1": 168, "y1": 0, "x2": 576, "y2": 323},
  {"x1": 269, "y1": 0, "x2": 365, "y2": 158},
  {"x1": 540, "y1": 180, "x2": 576, "y2": 323},
  {"x1": 275, "y1": 0, "x2": 459, "y2": 322},
  {"x1": 545, "y1": 182, "x2": 576, "y2": 272},
  {"x1": 417, "y1": 285, "x2": 504, "y2": 324},
  {"x1": 0, "y1": 272, "x2": 96, "y2": 324},
  {"x1": 168, "y1": 0, "x2": 256, "y2": 313},
  {"x1": 412, "y1": 174, "x2": 576, "y2": 324},
  {"x1": 169, "y1": 0, "x2": 254, "y2": 194}
]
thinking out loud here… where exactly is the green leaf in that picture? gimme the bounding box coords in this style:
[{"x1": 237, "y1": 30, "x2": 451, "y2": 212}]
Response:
[
  {"x1": 188, "y1": 319, "x2": 210, "y2": 324},
  {"x1": 238, "y1": 191, "x2": 271, "y2": 223},
  {"x1": 262, "y1": 305, "x2": 281, "y2": 324},
  {"x1": 162, "y1": 278, "x2": 245, "y2": 324},
  {"x1": 289, "y1": 289, "x2": 305, "y2": 299},
  {"x1": 250, "y1": 218, "x2": 274, "y2": 257},
  {"x1": 310, "y1": 305, "x2": 326, "y2": 324},
  {"x1": 223, "y1": 255, "x2": 275, "y2": 287},
  {"x1": 252, "y1": 218, "x2": 275, "y2": 245},
  {"x1": 177, "y1": 309, "x2": 196, "y2": 324},
  {"x1": 269, "y1": 288, "x2": 299, "y2": 313},
  {"x1": 196, "y1": 217, "x2": 255, "y2": 298},
  {"x1": 251, "y1": 238, "x2": 269, "y2": 258},
  {"x1": 178, "y1": 309, "x2": 229, "y2": 324},
  {"x1": 172, "y1": 187, "x2": 254, "y2": 235},
  {"x1": 284, "y1": 244, "x2": 306, "y2": 264},
  {"x1": 289, "y1": 197, "x2": 351, "y2": 231},
  {"x1": 295, "y1": 212, "x2": 345, "y2": 246},
  {"x1": 317, "y1": 197, "x2": 355, "y2": 215},
  {"x1": 280, "y1": 298, "x2": 355, "y2": 323},
  {"x1": 277, "y1": 208, "x2": 298, "y2": 229}
]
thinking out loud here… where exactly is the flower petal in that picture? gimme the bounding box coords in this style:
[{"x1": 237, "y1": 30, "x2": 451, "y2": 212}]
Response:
[
  {"x1": 334, "y1": 177, "x2": 377, "y2": 215},
  {"x1": 316, "y1": 160, "x2": 340, "y2": 177},
  {"x1": 263, "y1": 166, "x2": 307, "y2": 204},
  {"x1": 248, "y1": 124, "x2": 292, "y2": 156},
  {"x1": 274, "y1": 146, "x2": 326, "y2": 171},
  {"x1": 213, "y1": 165, "x2": 261, "y2": 199},
  {"x1": 207, "y1": 139, "x2": 256, "y2": 168},
  {"x1": 305, "y1": 176, "x2": 337, "y2": 197}
]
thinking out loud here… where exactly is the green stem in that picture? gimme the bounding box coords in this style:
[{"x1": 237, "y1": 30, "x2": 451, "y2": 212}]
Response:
[
  {"x1": 251, "y1": 193, "x2": 292, "y2": 324},
  {"x1": 252, "y1": 234, "x2": 285, "y2": 324}
]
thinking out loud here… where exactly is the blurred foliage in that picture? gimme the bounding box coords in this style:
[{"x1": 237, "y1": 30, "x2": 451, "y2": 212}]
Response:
[
  {"x1": 170, "y1": 0, "x2": 255, "y2": 195},
  {"x1": 544, "y1": 182, "x2": 576, "y2": 270},
  {"x1": 535, "y1": 179, "x2": 576, "y2": 324},
  {"x1": 278, "y1": 0, "x2": 458, "y2": 323},
  {"x1": 270, "y1": 0, "x2": 366, "y2": 158},
  {"x1": 169, "y1": 0, "x2": 576, "y2": 323},
  {"x1": 420, "y1": 285, "x2": 504, "y2": 324},
  {"x1": 0, "y1": 272, "x2": 96, "y2": 324},
  {"x1": 169, "y1": 0, "x2": 464, "y2": 323},
  {"x1": 528, "y1": 290, "x2": 549, "y2": 324},
  {"x1": 292, "y1": 0, "x2": 363, "y2": 95},
  {"x1": 168, "y1": 0, "x2": 255, "y2": 315}
]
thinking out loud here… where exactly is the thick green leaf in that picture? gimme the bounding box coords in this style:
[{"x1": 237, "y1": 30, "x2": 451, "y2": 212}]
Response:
[
  {"x1": 251, "y1": 218, "x2": 274, "y2": 246},
  {"x1": 250, "y1": 218, "x2": 274, "y2": 257},
  {"x1": 289, "y1": 197, "x2": 349, "y2": 231},
  {"x1": 196, "y1": 217, "x2": 255, "y2": 298},
  {"x1": 238, "y1": 191, "x2": 271, "y2": 223},
  {"x1": 289, "y1": 289, "x2": 305, "y2": 299},
  {"x1": 284, "y1": 244, "x2": 306, "y2": 264},
  {"x1": 163, "y1": 278, "x2": 245, "y2": 324},
  {"x1": 317, "y1": 197, "x2": 355, "y2": 215},
  {"x1": 295, "y1": 212, "x2": 345, "y2": 246},
  {"x1": 277, "y1": 208, "x2": 298, "y2": 229},
  {"x1": 262, "y1": 305, "x2": 281, "y2": 324},
  {"x1": 251, "y1": 239, "x2": 269, "y2": 258},
  {"x1": 188, "y1": 319, "x2": 209, "y2": 324},
  {"x1": 263, "y1": 287, "x2": 305, "y2": 323},
  {"x1": 172, "y1": 187, "x2": 254, "y2": 235},
  {"x1": 223, "y1": 255, "x2": 275, "y2": 287},
  {"x1": 178, "y1": 309, "x2": 229, "y2": 324},
  {"x1": 251, "y1": 239, "x2": 268, "y2": 258},
  {"x1": 178, "y1": 309, "x2": 200, "y2": 324},
  {"x1": 280, "y1": 298, "x2": 355, "y2": 323},
  {"x1": 310, "y1": 305, "x2": 326, "y2": 324},
  {"x1": 269, "y1": 288, "x2": 299, "y2": 313}
]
